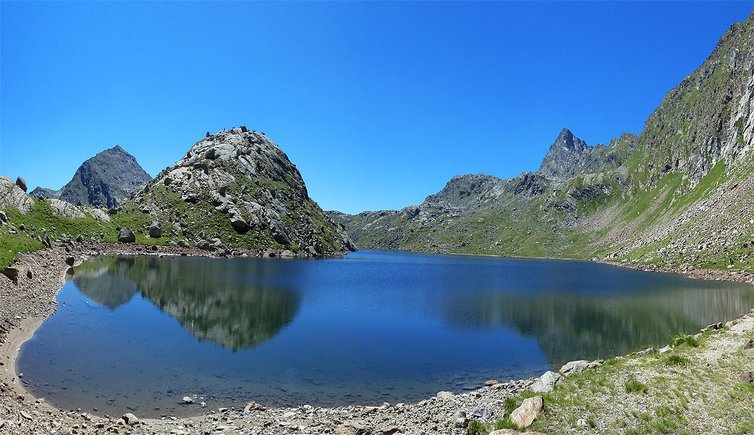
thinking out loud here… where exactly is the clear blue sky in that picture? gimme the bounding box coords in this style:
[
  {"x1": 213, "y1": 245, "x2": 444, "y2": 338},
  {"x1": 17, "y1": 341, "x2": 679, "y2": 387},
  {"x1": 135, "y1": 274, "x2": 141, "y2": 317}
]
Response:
[{"x1": 1, "y1": 1, "x2": 752, "y2": 214}]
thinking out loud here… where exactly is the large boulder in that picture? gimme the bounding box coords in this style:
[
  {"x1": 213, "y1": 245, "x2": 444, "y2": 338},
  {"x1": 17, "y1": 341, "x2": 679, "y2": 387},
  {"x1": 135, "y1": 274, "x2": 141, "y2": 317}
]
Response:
[
  {"x1": 15, "y1": 176, "x2": 27, "y2": 192},
  {"x1": 118, "y1": 227, "x2": 136, "y2": 243},
  {"x1": 149, "y1": 221, "x2": 162, "y2": 238},
  {"x1": 510, "y1": 396, "x2": 543, "y2": 429},
  {"x1": 531, "y1": 370, "x2": 561, "y2": 393},
  {"x1": 559, "y1": 360, "x2": 589, "y2": 376},
  {"x1": 0, "y1": 176, "x2": 34, "y2": 213}
]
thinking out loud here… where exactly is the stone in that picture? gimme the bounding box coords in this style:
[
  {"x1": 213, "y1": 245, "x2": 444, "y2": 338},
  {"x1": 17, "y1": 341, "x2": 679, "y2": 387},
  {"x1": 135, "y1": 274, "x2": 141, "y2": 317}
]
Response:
[
  {"x1": 484, "y1": 379, "x2": 499, "y2": 386},
  {"x1": 181, "y1": 396, "x2": 193, "y2": 404},
  {"x1": 65, "y1": 256, "x2": 75, "y2": 266},
  {"x1": 149, "y1": 222, "x2": 162, "y2": 238},
  {"x1": 559, "y1": 360, "x2": 589, "y2": 376},
  {"x1": 2, "y1": 267, "x2": 19, "y2": 284},
  {"x1": 122, "y1": 413, "x2": 139, "y2": 426},
  {"x1": 204, "y1": 148, "x2": 217, "y2": 160},
  {"x1": 26, "y1": 269, "x2": 33, "y2": 279},
  {"x1": 531, "y1": 370, "x2": 561, "y2": 393},
  {"x1": 76, "y1": 234, "x2": 84, "y2": 243},
  {"x1": 587, "y1": 359, "x2": 604, "y2": 369},
  {"x1": 43, "y1": 235, "x2": 51, "y2": 248},
  {"x1": 738, "y1": 371, "x2": 753, "y2": 383},
  {"x1": 178, "y1": 240, "x2": 189, "y2": 248},
  {"x1": 454, "y1": 417, "x2": 468, "y2": 428},
  {"x1": 118, "y1": 227, "x2": 136, "y2": 243},
  {"x1": 15, "y1": 176, "x2": 27, "y2": 192},
  {"x1": 435, "y1": 391, "x2": 455, "y2": 400},
  {"x1": 19, "y1": 410, "x2": 32, "y2": 420},
  {"x1": 18, "y1": 223, "x2": 25, "y2": 231},
  {"x1": 335, "y1": 421, "x2": 371, "y2": 435},
  {"x1": 510, "y1": 396, "x2": 543, "y2": 429},
  {"x1": 744, "y1": 339, "x2": 754, "y2": 359},
  {"x1": 0, "y1": 211, "x2": 6, "y2": 222},
  {"x1": 490, "y1": 431, "x2": 543, "y2": 435},
  {"x1": 230, "y1": 215, "x2": 250, "y2": 234}
]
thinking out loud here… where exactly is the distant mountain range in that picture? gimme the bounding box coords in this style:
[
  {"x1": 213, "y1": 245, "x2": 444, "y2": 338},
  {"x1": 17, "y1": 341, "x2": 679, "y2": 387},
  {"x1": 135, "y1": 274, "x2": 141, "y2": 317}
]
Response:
[
  {"x1": 31, "y1": 145, "x2": 151, "y2": 208},
  {"x1": 329, "y1": 11, "x2": 754, "y2": 271}
]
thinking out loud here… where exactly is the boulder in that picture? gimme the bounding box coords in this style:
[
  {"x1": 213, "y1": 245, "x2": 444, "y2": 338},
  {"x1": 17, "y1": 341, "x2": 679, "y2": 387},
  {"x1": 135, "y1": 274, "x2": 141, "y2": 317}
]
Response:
[
  {"x1": 42, "y1": 234, "x2": 51, "y2": 248},
  {"x1": 122, "y1": 413, "x2": 139, "y2": 426},
  {"x1": 149, "y1": 221, "x2": 162, "y2": 238},
  {"x1": 436, "y1": 391, "x2": 455, "y2": 401},
  {"x1": 0, "y1": 211, "x2": 6, "y2": 222},
  {"x1": 76, "y1": 234, "x2": 84, "y2": 243},
  {"x1": 230, "y1": 215, "x2": 250, "y2": 234},
  {"x1": 118, "y1": 227, "x2": 136, "y2": 243},
  {"x1": 2, "y1": 267, "x2": 19, "y2": 284},
  {"x1": 182, "y1": 396, "x2": 193, "y2": 404},
  {"x1": 531, "y1": 370, "x2": 561, "y2": 393},
  {"x1": 510, "y1": 396, "x2": 543, "y2": 429},
  {"x1": 65, "y1": 257, "x2": 75, "y2": 266},
  {"x1": 15, "y1": 176, "x2": 27, "y2": 192},
  {"x1": 559, "y1": 360, "x2": 589, "y2": 376}
]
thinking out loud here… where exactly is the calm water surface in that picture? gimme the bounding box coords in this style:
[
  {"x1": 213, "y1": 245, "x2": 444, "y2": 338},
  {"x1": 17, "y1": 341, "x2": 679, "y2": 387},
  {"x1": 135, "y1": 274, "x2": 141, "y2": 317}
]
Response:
[{"x1": 17, "y1": 250, "x2": 754, "y2": 416}]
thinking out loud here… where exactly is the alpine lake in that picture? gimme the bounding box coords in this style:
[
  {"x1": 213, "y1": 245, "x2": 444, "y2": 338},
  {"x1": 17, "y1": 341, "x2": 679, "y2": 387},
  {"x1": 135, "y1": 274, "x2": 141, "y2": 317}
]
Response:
[{"x1": 17, "y1": 250, "x2": 754, "y2": 417}]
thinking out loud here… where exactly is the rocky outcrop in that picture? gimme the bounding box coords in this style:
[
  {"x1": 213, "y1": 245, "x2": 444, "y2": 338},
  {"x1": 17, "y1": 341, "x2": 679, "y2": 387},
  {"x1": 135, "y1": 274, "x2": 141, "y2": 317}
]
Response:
[
  {"x1": 31, "y1": 145, "x2": 151, "y2": 208},
  {"x1": 129, "y1": 128, "x2": 354, "y2": 254},
  {"x1": 0, "y1": 176, "x2": 34, "y2": 213}
]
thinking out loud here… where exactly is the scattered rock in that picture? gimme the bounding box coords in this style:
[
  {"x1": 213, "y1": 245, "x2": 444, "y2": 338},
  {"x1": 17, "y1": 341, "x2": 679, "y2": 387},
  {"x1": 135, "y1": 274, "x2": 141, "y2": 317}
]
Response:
[
  {"x1": 181, "y1": 396, "x2": 194, "y2": 404},
  {"x1": 436, "y1": 391, "x2": 455, "y2": 401},
  {"x1": 118, "y1": 227, "x2": 136, "y2": 243},
  {"x1": 510, "y1": 396, "x2": 543, "y2": 429},
  {"x1": 484, "y1": 379, "x2": 499, "y2": 387},
  {"x1": 531, "y1": 370, "x2": 561, "y2": 393},
  {"x1": 559, "y1": 360, "x2": 589, "y2": 376},
  {"x1": 149, "y1": 221, "x2": 162, "y2": 238},
  {"x1": 122, "y1": 412, "x2": 139, "y2": 426},
  {"x1": 2, "y1": 267, "x2": 19, "y2": 284},
  {"x1": 15, "y1": 176, "x2": 27, "y2": 192}
]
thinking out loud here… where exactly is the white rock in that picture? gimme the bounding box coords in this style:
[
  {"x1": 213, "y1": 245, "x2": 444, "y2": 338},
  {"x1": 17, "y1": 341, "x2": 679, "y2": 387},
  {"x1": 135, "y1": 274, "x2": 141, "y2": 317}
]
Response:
[
  {"x1": 531, "y1": 370, "x2": 561, "y2": 393},
  {"x1": 510, "y1": 396, "x2": 543, "y2": 429},
  {"x1": 559, "y1": 360, "x2": 589, "y2": 376}
]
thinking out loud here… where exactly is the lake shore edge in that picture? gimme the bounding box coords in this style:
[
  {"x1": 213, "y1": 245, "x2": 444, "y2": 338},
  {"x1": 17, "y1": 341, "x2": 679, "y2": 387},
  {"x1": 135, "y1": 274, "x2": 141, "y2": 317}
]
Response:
[{"x1": 0, "y1": 243, "x2": 752, "y2": 434}]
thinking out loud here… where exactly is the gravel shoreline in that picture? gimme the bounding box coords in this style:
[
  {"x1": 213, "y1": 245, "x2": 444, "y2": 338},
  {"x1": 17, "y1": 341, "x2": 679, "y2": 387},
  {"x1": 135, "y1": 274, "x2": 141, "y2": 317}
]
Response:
[{"x1": 1, "y1": 245, "x2": 752, "y2": 434}]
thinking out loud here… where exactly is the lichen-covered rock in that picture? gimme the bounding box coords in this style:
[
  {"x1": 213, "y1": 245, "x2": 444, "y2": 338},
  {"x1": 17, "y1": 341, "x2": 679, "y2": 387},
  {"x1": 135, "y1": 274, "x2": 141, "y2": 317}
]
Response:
[
  {"x1": 118, "y1": 227, "x2": 136, "y2": 243},
  {"x1": 0, "y1": 176, "x2": 34, "y2": 213}
]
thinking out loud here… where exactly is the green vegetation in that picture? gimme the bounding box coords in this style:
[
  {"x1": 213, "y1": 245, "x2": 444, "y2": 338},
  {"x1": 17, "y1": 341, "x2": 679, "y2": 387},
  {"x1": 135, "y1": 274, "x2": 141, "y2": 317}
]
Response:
[{"x1": 624, "y1": 378, "x2": 648, "y2": 394}]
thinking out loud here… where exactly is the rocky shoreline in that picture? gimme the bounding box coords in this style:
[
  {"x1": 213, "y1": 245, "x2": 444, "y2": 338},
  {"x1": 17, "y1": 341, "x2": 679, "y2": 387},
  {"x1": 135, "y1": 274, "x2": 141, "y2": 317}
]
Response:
[{"x1": 0, "y1": 244, "x2": 752, "y2": 434}]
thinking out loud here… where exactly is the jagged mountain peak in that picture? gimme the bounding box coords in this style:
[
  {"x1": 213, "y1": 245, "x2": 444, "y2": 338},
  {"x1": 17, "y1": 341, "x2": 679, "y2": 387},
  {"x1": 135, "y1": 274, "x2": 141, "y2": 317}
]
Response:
[
  {"x1": 554, "y1": 128, "x2": 588, "y2": 152},
  {"x1": 31, "y1": 144, "x2": 151, "y2": 208}
]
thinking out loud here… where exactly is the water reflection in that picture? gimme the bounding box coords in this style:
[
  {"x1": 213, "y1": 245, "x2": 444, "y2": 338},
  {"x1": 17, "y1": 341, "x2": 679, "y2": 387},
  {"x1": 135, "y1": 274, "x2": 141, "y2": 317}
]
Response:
[
  {"x1": 445, "y1": 283, "x2": 754, "y2": 367},
  {"x1": 74, "y1": 256, "x2": 301, "y2": 350}
]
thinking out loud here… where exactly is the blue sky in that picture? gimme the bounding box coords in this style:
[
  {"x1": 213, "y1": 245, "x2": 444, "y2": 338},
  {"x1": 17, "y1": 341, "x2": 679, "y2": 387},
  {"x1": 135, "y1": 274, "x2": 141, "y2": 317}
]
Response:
[{"x1": 1, "y1": 1, "x2": 752, "y2": 214}]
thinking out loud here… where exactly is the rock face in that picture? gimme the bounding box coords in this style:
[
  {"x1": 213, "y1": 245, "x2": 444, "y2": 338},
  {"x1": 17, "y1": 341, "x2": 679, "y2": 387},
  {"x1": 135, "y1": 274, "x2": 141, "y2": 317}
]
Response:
[
  {"x1": 128, "y1": 128, "x2": 354, "y2": 254},
  {"x1": 31, "y1": 145, "x2": 151, "y2": 208},
  {"x1": 0, "y1": 176, "x2": 34, "y2": 213},
  {"x1": 538, "y1": 129, "x2": 631, "y2": 180}
]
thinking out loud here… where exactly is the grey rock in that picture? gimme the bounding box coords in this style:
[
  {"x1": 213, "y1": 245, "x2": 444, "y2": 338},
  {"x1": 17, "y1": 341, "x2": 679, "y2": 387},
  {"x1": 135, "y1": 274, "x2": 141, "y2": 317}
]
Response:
[
  {"x1": 531, "y1": 370, "x2": 561, "y2": 393},
  {"x1": 121, "y1": 413, "x2": 139, "y2": 426},
  {"x1": 744, "y1": 339, "x2": 754, "y2": 359},
  {"x1": 2, "y1": 267, "x2": 19, "y2": 284},
  {"x1": 118, "y1": 227, "x2": 136, "y2": 243},
  {"x1": 559, "y1": 360, "x2": 590, "y2": 376},
  {"x1": 181, "y1": 396, "x2": 193, "y2": 404},
  {"x1": 738, "y1": 371, "x2": 753, "y2": 383},
  {"x1": 0, "y1": 211, "x2": 6, "y2": 222},
  {"x1": 65, "y1": 257, "x2": 75, "y2": 266},
  {"x1": 75, "y1": 234, "x2": 84, "y2": 243},
  {"x1": 15, "y1": 176, "x2": 27, "y2": 192},
  {"x1": 42, "y1": 235, "x2": 51, "y2": 248},
  {"x1": 149, "y1": 221, "x2": 162, "y2": 238}
]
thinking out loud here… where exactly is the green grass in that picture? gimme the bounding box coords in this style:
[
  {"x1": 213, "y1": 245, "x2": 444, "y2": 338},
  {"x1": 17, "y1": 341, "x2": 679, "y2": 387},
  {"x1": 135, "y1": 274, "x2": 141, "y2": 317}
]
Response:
[
  {"x1": 663, "y1": 354, "x2": 689, "y2": 366},
  {"x1": 0, "y1": 232, "x2": 44, "y2": 269},
  {"x1": 624, "y1": 378, "x2": 648, "y2": 394}
]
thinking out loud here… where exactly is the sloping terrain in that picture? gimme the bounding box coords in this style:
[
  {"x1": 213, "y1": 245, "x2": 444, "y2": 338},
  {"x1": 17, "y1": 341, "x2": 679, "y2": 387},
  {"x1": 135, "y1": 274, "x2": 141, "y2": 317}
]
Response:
[{"x1": 331, "y1": 11, "x2": 754, "y2": 272}]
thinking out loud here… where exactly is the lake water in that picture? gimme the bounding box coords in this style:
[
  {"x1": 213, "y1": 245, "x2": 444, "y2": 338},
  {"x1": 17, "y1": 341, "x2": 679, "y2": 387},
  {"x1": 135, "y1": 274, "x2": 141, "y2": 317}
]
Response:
[{"x1": 17, "y1": 250, "x2": 754, "y2": 417}]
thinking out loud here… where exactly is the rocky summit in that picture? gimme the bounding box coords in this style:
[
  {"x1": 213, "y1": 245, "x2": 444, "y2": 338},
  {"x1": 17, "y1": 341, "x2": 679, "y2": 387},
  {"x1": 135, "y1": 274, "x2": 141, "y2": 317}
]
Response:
[
  {"x1": 31, "y1": 145, "x2": 151, "y2": 208},
  {"x1": 125, "y1": 127, "x2": 354, "y2": 255}
]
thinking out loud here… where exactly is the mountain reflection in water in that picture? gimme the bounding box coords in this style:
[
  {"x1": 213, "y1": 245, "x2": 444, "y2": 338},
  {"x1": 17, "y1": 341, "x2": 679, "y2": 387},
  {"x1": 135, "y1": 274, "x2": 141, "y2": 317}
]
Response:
[{"x1": 74, "y1": 256, "x2": 301, "y2": 350}]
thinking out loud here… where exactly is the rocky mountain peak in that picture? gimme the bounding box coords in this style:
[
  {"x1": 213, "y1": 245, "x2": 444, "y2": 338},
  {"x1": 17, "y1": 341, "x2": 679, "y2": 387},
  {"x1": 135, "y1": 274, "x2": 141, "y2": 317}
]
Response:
[
  {"x1": 555, "y1": 128, "x2": 588, "y2": 152},
  {"x1": 31, "y1": 145, "x2": 151, "y2": 208},
  {"x1": 132, "y1": 126, "x2": 354, "y2": 254}
]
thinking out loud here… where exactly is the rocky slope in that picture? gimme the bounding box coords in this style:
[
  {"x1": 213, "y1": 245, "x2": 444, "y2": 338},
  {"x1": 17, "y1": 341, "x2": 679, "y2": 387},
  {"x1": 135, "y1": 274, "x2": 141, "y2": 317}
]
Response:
[
  {"x1": 121, "y1": 127, "x2": 354, "y2": 255},
  {"x1": 331, "y1": 11, "x2": 754, "y2": 271},
  {"x1": 31, "y1": 145, "x2": 151, "y2": 208}
]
